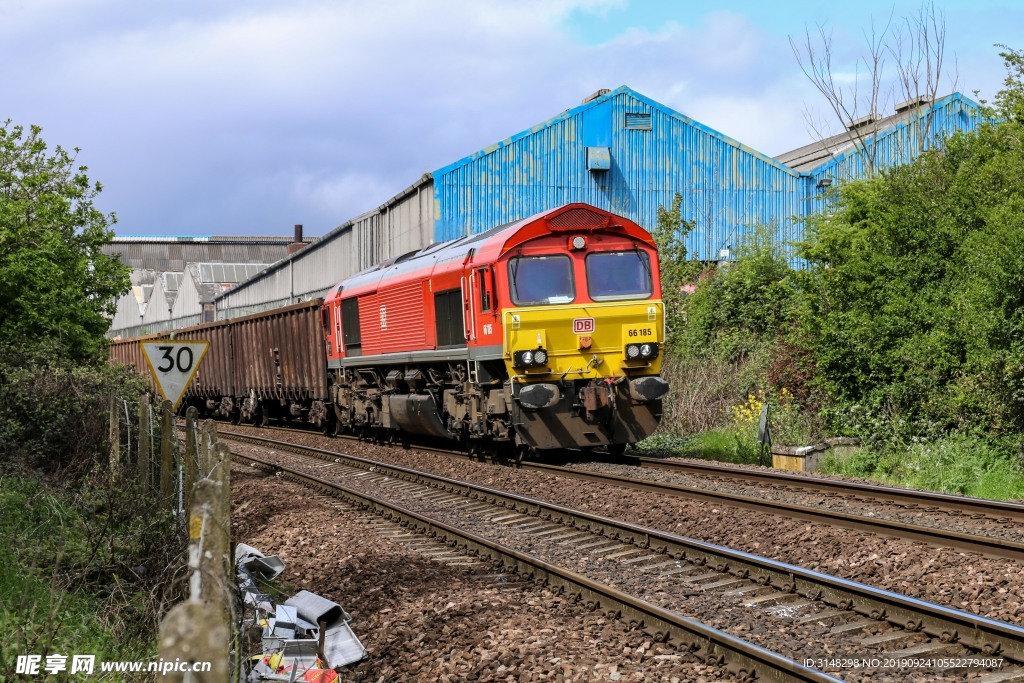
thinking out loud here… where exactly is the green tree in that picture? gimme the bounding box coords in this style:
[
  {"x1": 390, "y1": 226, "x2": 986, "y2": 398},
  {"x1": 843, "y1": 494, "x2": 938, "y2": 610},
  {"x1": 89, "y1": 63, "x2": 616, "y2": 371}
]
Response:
[
  {"x1": 795, "y1": 47, "x2": 1024, "y2": 438},
  {"x1": 0, "y1": 122, "x2": 128, "y2": 362},
  {"x1": 681, "y1": 224, "x2": 797, "y2": 359},
  {"x1": 652, "y1": 193, "x2": 697, "y2": 348}
]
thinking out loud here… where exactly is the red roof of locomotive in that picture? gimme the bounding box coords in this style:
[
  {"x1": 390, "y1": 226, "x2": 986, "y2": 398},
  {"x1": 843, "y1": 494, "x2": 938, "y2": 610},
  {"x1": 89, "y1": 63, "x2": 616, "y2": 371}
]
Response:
[{"x1": 323, "y1": 203, "x2": 654, "y2": 303}]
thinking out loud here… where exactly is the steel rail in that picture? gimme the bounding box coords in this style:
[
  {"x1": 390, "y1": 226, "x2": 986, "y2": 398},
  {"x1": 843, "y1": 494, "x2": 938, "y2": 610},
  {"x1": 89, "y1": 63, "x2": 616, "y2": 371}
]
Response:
[
  {"x1": 522, "y1": 462, "x2": 1024, "y2": 561},
  {"x1": 620, "y1": 456, "x2": 1024, "y2": 523},
  {"x1": 235, "y1": 450, "x2": 840, "y2": 683},
  {"x1": 221, "y1": 430, "x2": 1024, "y2": 664}
]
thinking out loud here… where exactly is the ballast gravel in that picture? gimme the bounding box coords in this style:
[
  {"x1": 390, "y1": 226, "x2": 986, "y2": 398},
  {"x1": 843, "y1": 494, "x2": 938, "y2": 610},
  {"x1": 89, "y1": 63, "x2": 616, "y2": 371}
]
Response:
[
  {"x1": 232, "y1": 464, "x2": 734, "y2": 682},
  {"x1": 224, "y1": 424, "x2": 1024, "y2": 627}
]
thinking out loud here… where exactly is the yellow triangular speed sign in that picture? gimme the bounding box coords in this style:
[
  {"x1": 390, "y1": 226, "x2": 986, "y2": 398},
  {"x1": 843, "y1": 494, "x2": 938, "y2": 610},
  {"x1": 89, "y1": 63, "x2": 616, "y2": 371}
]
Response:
[{"x1": 140, "y1": 341, "x2": 210, "y2": 411}]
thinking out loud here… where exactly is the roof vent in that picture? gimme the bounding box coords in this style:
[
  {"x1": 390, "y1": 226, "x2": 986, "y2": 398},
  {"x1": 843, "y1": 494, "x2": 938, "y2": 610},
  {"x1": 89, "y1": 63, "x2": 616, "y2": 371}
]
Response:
[
  {"x1": 548, "y1": 207, "x2": 610, "y2": 230},
  {"x1": 847, "y1": 113, "x2": 878, "y2": 131},
  {"x1": 895, "y1": 95, "x2": 932, "y2": 113},
  {"x1": 625, "y1": 113, "x2": 652, "y2": 130},
  {"x1": 582, "y1": 88, "x2": 611, "y2": 104}
]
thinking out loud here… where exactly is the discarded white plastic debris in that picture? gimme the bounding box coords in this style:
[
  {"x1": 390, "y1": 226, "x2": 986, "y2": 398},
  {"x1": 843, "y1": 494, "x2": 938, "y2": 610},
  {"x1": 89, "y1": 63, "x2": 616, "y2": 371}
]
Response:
[
  {"x1": 235, "y1": 543, "x2": 286, "y2": 581},
  {"x1": 284, "y1": 591, "x2": 366, "y2": 668},
  {"x1": 236, "y1": 545, "x2": 366, "y2": 677},
  {"x1": 272, "y1": 605, "x2": 298, "y2": 639}
]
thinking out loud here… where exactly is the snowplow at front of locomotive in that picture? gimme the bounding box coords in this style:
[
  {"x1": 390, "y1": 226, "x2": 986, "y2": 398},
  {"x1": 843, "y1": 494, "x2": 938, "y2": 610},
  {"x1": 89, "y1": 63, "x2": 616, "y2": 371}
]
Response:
[{"x1": 322, "y1": 203, "x2": 670, "y2": 457}]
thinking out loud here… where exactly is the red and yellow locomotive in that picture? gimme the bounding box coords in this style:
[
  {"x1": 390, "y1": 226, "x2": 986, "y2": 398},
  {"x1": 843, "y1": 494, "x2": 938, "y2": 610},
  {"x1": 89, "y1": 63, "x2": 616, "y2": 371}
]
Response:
[{"x1": 321, "y1": 203, "x2": 668, "y2": 457}]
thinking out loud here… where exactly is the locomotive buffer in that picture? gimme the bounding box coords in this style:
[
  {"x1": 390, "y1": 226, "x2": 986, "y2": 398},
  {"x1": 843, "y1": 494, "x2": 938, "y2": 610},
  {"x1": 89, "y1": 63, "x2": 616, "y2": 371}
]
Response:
[{"x1": 140, "y1": 341, "x2": 210, "y2": 411}]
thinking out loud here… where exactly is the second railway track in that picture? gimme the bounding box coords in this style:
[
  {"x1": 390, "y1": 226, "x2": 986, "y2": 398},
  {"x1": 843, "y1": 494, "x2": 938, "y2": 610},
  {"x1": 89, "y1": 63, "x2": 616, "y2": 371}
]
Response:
[{"x1": 223, "y1": 424, "x2": 1024, "y2": 560}]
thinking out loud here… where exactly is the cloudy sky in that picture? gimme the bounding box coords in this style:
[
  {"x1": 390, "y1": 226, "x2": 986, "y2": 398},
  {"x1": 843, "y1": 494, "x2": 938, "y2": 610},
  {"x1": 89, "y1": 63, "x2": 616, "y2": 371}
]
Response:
[{"x1": 1, "y1": 0, "x2": 1016, "y2": 237}]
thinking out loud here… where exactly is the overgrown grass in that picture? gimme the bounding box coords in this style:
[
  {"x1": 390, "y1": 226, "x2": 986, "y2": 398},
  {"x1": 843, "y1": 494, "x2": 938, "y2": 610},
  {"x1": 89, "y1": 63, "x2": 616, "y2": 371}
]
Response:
[
  {"x1": 818, "y1": 434, "x2": 1024, "y2": 500},
  {"x1": 0, "y1": 476, "x2": 154, "y2": 677},
  {"x1": 634, "y1": 427, "x2": 767, "y2": 465}
]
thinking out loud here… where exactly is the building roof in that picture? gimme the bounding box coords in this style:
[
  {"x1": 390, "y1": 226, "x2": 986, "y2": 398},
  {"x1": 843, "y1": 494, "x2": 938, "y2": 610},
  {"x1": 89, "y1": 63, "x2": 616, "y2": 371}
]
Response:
[
  {"x1": 773, "y1": 93, "x2": 967, "y2": 172},
  {"x1": 434, "y1": 85, "x2": 802, "y2": 180},
  {"x1": 102, "y1": 235, "x2": 316, "y2": 272}
]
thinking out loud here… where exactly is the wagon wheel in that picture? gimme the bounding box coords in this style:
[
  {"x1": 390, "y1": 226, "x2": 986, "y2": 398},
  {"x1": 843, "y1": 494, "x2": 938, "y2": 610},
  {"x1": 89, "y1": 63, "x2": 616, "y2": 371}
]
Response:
[
  {"x1": 230, "y1": 409, "x2": 241, "y2": 425},
  {"x1": 514, "y1": 443, "x2": 532, "y2": 466},
  {"x1": 258, "y1": 408, "x2": 269, "y2": 428}
]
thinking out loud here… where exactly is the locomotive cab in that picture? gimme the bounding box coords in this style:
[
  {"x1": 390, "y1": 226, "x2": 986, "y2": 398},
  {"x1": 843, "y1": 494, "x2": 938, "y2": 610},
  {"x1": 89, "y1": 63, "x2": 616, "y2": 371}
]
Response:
[{"x1": 495, "y1": 207, "x2": 669, "y2": 452}]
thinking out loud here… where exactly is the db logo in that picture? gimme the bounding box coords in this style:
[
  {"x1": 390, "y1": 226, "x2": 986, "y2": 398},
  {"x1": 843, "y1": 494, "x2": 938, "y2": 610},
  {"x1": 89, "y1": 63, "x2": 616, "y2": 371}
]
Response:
[{"x1": 573, "y1": 318, "x2": 595, "y2": 334}]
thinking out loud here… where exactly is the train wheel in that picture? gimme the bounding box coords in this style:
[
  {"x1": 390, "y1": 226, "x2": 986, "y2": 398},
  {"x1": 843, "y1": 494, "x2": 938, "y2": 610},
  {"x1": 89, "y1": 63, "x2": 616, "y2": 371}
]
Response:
[
  {"x1": 607, "y1": 443, "x2": 627, "y2": 458},
  {"x1": 258, "y1": 409, "x2": 269, "y2": 428}
]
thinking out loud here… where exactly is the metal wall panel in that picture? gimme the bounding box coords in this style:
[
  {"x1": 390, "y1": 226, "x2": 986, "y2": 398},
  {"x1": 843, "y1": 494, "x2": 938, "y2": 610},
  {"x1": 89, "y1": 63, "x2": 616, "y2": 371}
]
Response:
[
  {"x1": 140, "y1": 278, "x2": 174, "y2": 326},
  {"x1": 432, "y1": 87, "x2": 807, "y2": 261},
  {"x1": 171, "y1": 274, "x2": 202, "y2": 320}
]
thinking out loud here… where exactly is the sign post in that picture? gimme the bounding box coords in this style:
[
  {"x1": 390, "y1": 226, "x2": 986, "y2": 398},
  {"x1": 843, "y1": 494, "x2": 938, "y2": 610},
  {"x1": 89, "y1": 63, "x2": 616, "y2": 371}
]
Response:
[{"x1": 140, "y1": 341, "x2": 210, "y2": 412}]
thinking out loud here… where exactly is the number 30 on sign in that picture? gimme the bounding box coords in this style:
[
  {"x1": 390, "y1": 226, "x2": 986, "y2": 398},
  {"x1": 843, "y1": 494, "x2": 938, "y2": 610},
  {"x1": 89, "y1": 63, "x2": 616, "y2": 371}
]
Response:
[{"x1": 140, "y1": 341, "x2": 210, "y2": 411}]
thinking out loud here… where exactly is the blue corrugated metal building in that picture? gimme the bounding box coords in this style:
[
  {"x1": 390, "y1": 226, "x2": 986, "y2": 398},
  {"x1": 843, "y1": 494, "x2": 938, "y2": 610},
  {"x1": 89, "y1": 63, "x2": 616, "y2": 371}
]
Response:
[
  {"x1": 213, "y1": 85, "x2": 985, "y2": 319},
  {"x1": 435, "y1": 86, "x2": 983, "y2": 259}
]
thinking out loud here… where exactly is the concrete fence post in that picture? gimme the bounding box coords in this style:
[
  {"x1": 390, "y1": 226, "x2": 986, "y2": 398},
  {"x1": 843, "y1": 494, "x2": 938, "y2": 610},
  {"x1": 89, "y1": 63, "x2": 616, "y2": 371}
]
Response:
[
  {"x1": 184, "y1": 407, "x2": 199, "y2": 512},
  {"x1": 189, "y1": 478, "x2": 231, "y2": 618},
  {"x1": 200, "y1": 420, "x2": 218, "y2": 477},
  {"x1": 159, "y1": 602, "x2": 230, "y2": 682}
]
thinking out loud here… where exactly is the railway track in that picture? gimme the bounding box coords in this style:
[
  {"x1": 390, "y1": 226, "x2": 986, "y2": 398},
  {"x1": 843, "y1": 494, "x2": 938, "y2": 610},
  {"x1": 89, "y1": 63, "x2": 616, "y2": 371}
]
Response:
[
  {"x1": 615, "y1": 455, "x2": 1024, "y2": 522},
  {"x1": 224, "y1": 424, "x2": 1024, "y2": 560},
  {"x1": 223, "y1": 430, "x2": 1024, "y2": 681}
]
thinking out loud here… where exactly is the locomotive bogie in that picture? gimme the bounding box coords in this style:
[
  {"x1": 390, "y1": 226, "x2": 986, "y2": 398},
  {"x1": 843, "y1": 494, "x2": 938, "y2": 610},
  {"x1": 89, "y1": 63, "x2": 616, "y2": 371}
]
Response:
[{"x1": 510, "y1": 378, "x2": 662, "y2": 451}]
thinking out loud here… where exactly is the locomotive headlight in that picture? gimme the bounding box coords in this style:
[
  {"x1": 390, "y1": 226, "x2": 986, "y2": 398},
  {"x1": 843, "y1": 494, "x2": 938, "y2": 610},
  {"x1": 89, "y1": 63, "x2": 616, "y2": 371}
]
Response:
[
  {"x1": 639, "y1": 343, "x2": 659, "y2": 359},
  {"x1": 514, "y1": 349, "x2": 549, "y2": 368},
  {"x1": 570, "y1": 235, "x2": 587, "y2": 250},
  {"x1": 625, "y1": 344, "x2": 641, "y2": 359}
]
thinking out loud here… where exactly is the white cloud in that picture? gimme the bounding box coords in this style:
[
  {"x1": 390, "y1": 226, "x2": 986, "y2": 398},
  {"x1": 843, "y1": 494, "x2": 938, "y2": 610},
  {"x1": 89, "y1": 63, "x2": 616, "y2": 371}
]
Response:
[{"x1": 0, "y1": 1, "x2": 1002, "y2": 235}]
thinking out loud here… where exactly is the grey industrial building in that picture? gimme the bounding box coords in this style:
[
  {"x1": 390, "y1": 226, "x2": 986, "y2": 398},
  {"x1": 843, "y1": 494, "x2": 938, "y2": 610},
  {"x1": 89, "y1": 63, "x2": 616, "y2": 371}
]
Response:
[{"x1": 104, "y1": 232, "x2": 314, "y2": 338}]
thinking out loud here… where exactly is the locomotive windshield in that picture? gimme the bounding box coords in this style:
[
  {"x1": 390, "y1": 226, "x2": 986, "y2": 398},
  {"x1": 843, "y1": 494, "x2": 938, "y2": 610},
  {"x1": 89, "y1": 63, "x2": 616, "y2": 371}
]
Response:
[
  {"x1": 586, "y1": 250, "x2": 653, "y2": 301},
  {"x1": 508, "y1": 255, "x2": 575, "y2": 305}
]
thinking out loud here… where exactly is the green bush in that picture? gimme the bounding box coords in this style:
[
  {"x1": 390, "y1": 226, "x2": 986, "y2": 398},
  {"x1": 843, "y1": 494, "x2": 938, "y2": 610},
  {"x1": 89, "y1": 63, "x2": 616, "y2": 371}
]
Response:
[
  {"x1": 0, "y1": 340, "x2": 146, "y2": 476},
  {"x1": 0, "y1": 474, "x2": 183, "y2": 679},
  {"x1": 680, "y1": 224, "x2": 797, "y2": 361}
]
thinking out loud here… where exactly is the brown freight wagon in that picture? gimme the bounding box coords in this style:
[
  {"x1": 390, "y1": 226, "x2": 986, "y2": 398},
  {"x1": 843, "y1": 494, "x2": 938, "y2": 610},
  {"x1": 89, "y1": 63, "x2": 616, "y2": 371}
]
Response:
[
  {"x1": 173, "y1": 319, "x2": 233, "y2": 404},
  {"x1": 108, "y1": 333, "x2": 164, "y2": 393},
  {"x1": 231, "y1": 300, "x2": 329, "y2": 426},
  {"x1": 107, "y1": 299, "x2": 330, "y2": 429}
]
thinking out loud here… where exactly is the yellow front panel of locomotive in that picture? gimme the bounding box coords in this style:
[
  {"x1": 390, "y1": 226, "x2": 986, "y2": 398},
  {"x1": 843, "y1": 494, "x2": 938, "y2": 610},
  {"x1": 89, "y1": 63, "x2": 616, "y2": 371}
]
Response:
[{"x1": 503, "y1": 301, "x2": 665, "y2": 379}]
